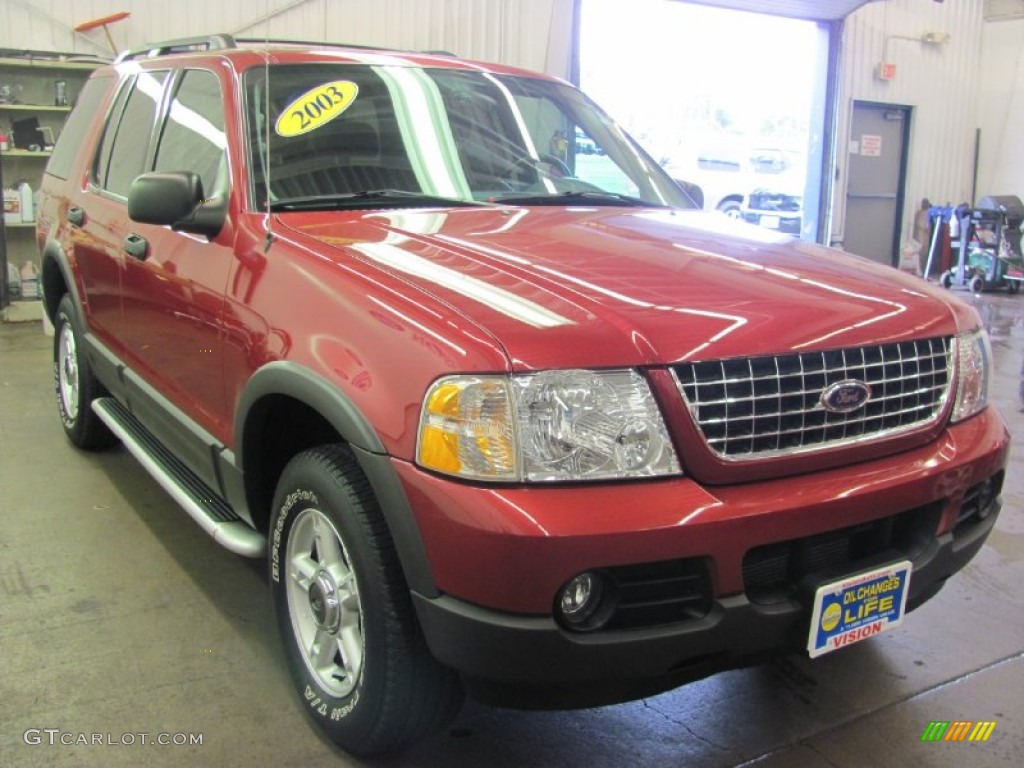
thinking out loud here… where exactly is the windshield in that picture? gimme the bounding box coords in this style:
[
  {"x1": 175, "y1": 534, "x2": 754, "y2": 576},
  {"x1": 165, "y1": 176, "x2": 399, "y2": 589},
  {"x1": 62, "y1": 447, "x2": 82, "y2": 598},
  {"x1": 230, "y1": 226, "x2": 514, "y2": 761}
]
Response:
[{"x1": 244, "y1": 63, "x2": 695, "y2": 210}]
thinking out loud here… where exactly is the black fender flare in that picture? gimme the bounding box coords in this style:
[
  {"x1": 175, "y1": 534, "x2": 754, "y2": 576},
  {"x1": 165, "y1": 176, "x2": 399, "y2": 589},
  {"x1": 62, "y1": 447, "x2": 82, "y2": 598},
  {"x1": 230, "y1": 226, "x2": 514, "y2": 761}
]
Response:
[
  {"x1": 234, "y1": 362, "x2": 438, "y2": 597},
  {"x1": 40, "y1": 237, "x2": 82, "y2": 322}
]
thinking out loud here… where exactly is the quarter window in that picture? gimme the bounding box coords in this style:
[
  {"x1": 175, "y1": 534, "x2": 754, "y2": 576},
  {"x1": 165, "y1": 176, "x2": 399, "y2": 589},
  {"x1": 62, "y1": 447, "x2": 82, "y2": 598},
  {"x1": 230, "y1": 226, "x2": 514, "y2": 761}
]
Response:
[{"x1": 47, "y1": 77, "x2": 112, "y2": 181}]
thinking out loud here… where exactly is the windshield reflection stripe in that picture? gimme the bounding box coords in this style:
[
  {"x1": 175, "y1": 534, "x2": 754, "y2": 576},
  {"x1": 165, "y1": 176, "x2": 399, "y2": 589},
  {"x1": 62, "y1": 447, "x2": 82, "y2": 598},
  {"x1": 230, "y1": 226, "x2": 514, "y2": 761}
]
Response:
[
  {"x1": 482, "y1": 73, "x2": 557, "y2": 195},
  {"x1": 373, "y1": 66, "x2": 468, "y2": 199}
]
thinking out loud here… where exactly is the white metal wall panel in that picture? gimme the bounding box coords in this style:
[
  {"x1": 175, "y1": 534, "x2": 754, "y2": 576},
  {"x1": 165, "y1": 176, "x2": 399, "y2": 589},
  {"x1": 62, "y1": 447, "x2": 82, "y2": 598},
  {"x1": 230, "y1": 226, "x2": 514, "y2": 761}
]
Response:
[
  {"x1": 832, "y1": 0, "x2": 985, "y2": 247},
  {"x1": 976, "y1": 18, "x2": 1024, "y2": 200},
  {"x1": 0, "y1": 0, "x2": 573, "y2": 78}
]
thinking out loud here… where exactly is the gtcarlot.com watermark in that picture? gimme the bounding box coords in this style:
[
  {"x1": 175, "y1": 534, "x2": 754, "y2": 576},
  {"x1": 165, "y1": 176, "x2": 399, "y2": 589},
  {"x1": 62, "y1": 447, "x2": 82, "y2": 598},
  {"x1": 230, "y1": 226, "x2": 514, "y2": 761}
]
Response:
[{"x1": 24, "y1": 729, "x2": 203, "y2": 747}]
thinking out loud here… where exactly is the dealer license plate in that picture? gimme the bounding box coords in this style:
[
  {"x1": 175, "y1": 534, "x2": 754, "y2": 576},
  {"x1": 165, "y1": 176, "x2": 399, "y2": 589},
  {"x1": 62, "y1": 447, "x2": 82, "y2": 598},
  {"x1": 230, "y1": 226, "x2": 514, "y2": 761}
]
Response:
[
  {"x1": 759, "y1": 215, "x2": 780, "y2": 229},
  {"x1": 807, "y1": 560, "x2": 912, "y2": 658}
]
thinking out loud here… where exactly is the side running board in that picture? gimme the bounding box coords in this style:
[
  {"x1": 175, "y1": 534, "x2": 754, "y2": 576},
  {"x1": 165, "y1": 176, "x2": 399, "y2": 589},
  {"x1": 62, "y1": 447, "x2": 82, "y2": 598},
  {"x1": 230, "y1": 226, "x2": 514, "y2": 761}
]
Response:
[{"x1": 92, "y1": 398, "x2": 265, "y2": 558}]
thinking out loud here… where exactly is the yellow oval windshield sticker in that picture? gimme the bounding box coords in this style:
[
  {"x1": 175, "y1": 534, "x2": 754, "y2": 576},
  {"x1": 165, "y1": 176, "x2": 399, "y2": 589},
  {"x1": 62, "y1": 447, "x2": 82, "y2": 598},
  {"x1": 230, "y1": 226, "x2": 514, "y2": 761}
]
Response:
[{"x1": 275, "y1": 81, "x2": 359, "y2": 137}]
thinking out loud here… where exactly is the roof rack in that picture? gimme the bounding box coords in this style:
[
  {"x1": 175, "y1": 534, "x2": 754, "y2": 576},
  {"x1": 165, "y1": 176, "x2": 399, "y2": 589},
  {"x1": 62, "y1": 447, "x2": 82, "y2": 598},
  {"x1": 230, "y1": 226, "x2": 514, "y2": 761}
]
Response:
[
  {"x1": 115, "y1": 34, "x2": 237, "y2": 63},
  {"x1": 114, "y1": 34, "x2": 453, "y2": 64},
  {"x1": 233, "y1": 37, "x2": 395, "y2": 53}
]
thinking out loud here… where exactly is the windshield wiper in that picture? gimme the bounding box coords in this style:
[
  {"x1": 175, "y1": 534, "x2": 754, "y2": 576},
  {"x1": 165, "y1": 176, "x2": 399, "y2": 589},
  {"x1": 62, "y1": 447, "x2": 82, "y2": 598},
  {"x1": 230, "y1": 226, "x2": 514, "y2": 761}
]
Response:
[
  {"x1": 490, "y1": 190, "x2": 661, "y2": 207},
  {"x1": 269, "y1": 189, "x2": 489, "y2": 212}
]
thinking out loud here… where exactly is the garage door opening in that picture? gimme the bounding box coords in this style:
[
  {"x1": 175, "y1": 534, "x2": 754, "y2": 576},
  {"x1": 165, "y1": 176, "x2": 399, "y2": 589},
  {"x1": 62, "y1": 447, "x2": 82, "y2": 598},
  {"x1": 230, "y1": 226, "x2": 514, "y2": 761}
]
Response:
[{"x1": 579, "y1": 0, "x2": 833, "y2": 242}]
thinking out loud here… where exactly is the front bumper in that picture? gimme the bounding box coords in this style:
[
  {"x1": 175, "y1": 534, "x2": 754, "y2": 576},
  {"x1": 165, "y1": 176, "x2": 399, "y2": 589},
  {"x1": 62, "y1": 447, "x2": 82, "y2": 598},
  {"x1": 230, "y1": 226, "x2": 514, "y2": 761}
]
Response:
[
  {"x1": 412, "y1": 500, "x2": 997, "y2": 706},
  {"x1": 741, "y1": 209, "x2": 802, "y2": 234},
  {"x1": 396, "y1": 408, "x2": 1009, "y2": 703}
]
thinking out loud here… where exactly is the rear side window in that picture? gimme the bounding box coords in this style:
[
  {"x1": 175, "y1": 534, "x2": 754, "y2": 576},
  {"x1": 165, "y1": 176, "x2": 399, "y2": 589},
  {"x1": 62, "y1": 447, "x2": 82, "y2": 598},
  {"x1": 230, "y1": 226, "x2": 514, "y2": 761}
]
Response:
[
  {"x1": 46, "y1": 76, "x2": 113, "y2": 180},
  {"x1": 153, "y1": 70, "x2": 227, "y2": 196},
  {"x1": 100, "y1": 70, "x2": 168, "y2": 198},
  {"x1": 92, "y1": 77, "x2": 132, "y2": 191}
]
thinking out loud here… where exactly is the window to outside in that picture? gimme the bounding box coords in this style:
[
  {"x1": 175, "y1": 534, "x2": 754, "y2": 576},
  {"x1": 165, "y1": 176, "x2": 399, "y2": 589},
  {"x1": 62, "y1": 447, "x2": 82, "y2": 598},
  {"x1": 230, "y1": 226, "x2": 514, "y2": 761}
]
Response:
[
  {"x1": 154, "y1": 70, "x2": 228, "y2": 196},
  {"x1": 580, "y1": 0, "x2": 830, "y2": 240}
]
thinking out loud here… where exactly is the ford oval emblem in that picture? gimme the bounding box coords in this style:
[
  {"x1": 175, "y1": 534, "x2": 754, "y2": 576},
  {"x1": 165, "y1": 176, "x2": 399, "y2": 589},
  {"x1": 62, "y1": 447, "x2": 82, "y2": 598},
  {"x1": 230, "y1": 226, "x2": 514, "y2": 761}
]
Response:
[{"x1": 820, "y1": 380, "x2": 872, "y2": 413}]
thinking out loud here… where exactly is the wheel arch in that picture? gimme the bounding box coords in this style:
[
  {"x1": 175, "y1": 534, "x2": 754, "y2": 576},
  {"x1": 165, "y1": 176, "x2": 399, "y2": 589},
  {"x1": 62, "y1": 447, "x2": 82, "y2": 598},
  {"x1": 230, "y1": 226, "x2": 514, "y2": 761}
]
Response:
[
  {"x1": 40, "y1": 238, "x2": 80, "y2": 323},
  {"x1": 235, "y1": 362, "x2": 439, "y2": 597}
]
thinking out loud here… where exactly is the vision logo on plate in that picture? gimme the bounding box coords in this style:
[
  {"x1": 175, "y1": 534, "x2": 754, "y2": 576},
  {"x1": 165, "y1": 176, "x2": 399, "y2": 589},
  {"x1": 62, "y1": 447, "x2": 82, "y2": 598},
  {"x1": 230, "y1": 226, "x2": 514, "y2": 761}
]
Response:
[{"x1": 275, "y1": 81, "x2": 359, "y2": 138}]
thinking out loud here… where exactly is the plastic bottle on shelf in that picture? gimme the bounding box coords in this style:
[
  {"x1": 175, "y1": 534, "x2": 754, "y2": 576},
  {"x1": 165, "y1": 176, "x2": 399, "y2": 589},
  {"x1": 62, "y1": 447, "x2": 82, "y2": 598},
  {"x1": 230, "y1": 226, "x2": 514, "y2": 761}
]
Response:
[
  {"x1": 19, "y1": 261, "x2": 39, "y2": 299},
  {"x1": 3, "y1": 186, "x2": 20, "y2": 224},
  {"x1": 18, "y1": 180, "x2": 33, "y2": 223}
]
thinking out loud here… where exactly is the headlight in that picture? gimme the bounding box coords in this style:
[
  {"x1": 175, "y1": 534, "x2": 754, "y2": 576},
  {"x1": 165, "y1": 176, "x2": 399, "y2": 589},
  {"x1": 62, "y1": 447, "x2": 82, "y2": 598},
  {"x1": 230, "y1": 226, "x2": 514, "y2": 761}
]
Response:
[
  {"x1": 951, "y1": 329, "x2": 991, "y2": 423},
  {"x1": 416, "y1": 369, "x2": 681, "y2": 482}
]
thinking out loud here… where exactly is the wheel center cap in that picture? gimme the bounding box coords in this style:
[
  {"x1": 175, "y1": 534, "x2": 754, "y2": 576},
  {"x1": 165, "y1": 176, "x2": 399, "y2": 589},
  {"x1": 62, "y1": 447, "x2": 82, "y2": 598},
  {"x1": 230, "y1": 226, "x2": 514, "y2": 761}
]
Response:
[{"x1": 308, "y1": 570, "x2": 341, "y2": 632}]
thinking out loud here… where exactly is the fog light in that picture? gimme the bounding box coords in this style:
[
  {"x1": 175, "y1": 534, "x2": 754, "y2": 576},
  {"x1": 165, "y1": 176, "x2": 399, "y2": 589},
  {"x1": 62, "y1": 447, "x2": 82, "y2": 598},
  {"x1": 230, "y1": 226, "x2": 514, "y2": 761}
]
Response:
[
  {"x1": 558, "y1": 572, "x2": 604, "y2": 628},
  {"x1": 977, "y1": 478, "x2": 995, "y2": 520}
]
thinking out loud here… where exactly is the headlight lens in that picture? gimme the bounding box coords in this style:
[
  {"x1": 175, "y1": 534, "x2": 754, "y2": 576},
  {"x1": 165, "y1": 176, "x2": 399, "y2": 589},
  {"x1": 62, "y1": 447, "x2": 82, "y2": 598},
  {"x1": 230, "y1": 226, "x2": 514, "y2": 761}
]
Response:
[
  {"x1": 951, "y1": 329, "x2": 991, "y2": 423},
  {"x1": 417, "y1": 369, "x2": 681, "y2": 482},
  {"x1": 417, "y1": 377, "x2": 517, "y2": 480}
]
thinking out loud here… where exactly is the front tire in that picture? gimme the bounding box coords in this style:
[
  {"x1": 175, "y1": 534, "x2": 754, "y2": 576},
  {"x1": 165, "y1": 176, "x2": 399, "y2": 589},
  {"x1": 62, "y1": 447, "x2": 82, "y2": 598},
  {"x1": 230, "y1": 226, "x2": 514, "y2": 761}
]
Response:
[
  {"x1": 53, "y1": 295, "x2": 117, "y2": 450},
  {"x1": 269, "y1": 445, "x2": 463, "y2": 756}
]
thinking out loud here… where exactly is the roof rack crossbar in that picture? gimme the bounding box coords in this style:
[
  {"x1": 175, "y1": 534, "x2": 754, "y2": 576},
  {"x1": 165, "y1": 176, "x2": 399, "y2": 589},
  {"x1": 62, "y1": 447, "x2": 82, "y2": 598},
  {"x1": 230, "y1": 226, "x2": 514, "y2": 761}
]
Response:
[
  {"x1": 233, "y1": 37, "x2": 394, "y2": 53},
  {"x1": 115, "y1": 34, "x2": 237, "y2": 63}
]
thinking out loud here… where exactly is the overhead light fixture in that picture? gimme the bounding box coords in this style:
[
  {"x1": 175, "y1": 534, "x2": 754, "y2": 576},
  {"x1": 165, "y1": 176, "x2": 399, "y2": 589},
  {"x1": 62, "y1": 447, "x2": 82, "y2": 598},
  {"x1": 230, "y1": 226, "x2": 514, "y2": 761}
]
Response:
[{"x1": 921, "y1": 31, "x2": 951, "y2": 44}]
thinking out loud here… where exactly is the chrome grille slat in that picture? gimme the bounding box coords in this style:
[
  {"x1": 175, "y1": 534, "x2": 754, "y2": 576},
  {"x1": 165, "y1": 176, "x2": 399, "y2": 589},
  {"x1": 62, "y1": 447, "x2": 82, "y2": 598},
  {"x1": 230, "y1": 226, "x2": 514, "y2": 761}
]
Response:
[
  {"x1": 672, "y1": 337, "x2": 954, "y2": 460},
  {"x1": 699, "y1": 398, "x2": 946, "y2": 433},
  {"x1": 705, "y1": 356, "x2": 948, "y2": 388},
  {"x1": 690, "y1": 378, "x2": 947, "y2": 410}
]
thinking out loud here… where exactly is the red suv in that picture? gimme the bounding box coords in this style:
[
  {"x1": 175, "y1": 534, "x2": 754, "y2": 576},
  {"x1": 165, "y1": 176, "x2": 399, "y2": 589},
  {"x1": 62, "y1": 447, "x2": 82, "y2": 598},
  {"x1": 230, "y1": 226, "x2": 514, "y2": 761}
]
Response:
[{"x1": 37, "y1": 36, "x2": 1009, "y2": 756}]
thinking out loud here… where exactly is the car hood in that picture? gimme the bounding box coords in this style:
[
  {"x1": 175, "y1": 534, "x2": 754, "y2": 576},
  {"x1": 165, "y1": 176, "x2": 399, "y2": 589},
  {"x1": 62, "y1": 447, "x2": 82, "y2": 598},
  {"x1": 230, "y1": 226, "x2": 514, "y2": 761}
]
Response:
[{"x1": 279, "y1": 206, "x2": 975, "y2": 371}]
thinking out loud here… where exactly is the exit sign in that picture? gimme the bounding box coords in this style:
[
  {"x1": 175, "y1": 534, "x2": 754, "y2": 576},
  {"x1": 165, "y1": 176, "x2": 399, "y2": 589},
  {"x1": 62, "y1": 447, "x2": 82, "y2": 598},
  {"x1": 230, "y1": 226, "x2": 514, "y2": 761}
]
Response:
[{"x1": 877, "y1": 62, "x2": 897, "y2": 81}]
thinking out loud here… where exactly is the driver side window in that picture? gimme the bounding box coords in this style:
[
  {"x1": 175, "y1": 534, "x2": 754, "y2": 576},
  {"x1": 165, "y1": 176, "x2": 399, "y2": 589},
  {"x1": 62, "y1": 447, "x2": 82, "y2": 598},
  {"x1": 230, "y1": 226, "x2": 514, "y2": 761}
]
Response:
[{"x1": 153, "y1": 70, "x2": 227, "y2": 197}]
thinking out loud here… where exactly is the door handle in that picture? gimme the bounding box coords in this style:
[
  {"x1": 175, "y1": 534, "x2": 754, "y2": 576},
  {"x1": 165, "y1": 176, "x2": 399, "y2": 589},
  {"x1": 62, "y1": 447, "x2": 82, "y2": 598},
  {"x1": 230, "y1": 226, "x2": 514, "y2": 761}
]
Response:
[
  {"x1": 67, "y1": 206, "x2": 85, "y2": 226},
  {"x1": 123, "y1": 233, "x2": 148, "y2": 260}
]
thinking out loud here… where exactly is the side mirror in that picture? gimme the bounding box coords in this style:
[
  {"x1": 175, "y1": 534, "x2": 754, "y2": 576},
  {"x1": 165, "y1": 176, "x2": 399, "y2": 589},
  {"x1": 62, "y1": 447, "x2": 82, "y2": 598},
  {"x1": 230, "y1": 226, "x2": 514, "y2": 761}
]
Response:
[
  {"x1": 675, "y1": 179, "x2": 704, "y2": 210},
  {"x1": 128, "y1": 171, "x2": 226, "y2": 239}
]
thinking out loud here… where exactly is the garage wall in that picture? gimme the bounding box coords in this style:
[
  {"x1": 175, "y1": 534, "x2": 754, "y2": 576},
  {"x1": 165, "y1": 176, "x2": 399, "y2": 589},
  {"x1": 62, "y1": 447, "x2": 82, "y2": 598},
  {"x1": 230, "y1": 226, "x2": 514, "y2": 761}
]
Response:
[
  {"x1": 832, "y1": 0, "x2": 985, "y2": 248},
  {"x1": 0, "y1": 0, "x2": 574, "y2": 78},
  {"x1": 976, "y1": 17, "x2": 1024, "y2": 204}
]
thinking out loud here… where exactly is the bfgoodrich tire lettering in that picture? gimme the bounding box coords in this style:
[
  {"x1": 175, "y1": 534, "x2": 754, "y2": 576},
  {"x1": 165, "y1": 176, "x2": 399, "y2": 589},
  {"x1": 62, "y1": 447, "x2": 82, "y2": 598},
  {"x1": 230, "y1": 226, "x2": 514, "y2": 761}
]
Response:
[
  {"x1": 53, "y1": 294, "x2": 117, "y2": 450},
  {"x1": 269, "y1": 444, "x2": 462, "y2": 756}
]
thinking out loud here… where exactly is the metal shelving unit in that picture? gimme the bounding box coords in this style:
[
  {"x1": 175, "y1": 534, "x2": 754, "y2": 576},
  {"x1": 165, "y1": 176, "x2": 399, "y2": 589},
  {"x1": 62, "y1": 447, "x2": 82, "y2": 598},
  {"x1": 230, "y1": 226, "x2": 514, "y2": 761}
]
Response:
[{"x1": 1, "y1": 54, "x2": 102, "y2": 318}]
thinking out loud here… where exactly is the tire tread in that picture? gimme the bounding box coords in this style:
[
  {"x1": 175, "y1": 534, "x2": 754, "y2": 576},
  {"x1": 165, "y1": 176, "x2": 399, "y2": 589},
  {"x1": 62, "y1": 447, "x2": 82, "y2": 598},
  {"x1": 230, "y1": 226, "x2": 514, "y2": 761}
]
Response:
[{"x1": 274, "y1": 444, "x2": 462, "y2": 755}]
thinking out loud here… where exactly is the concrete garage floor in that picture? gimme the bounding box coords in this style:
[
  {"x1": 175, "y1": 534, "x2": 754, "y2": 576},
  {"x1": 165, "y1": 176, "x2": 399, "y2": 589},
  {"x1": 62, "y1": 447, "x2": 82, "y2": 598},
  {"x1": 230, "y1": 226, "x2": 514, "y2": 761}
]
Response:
[{"x1": 0, "y1": 292, "x2": 1022, "y2": 768}]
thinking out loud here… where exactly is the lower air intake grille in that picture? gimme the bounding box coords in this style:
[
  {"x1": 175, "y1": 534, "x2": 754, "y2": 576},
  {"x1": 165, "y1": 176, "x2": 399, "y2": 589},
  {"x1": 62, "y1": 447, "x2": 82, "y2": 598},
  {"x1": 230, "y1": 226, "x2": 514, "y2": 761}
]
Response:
[{"x1": 605, "y1": 558, "x2": 712, "y2": 630}]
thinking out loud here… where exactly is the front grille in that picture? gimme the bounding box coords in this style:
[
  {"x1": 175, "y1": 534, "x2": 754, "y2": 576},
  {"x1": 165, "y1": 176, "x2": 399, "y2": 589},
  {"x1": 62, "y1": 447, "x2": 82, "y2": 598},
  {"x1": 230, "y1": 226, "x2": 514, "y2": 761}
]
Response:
[
  {"x1": 742, "y1": 503, "x2": 942, "y2": 604},
  {"x1": 748, "y1": 190, "x2": 801, "y2": 212},
  {"x1": 672, "y1": 337, "x2": 953, "y2": 459},
  {"x1": 604, "y1": 558, "x2": 711, "y2": 630}
]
